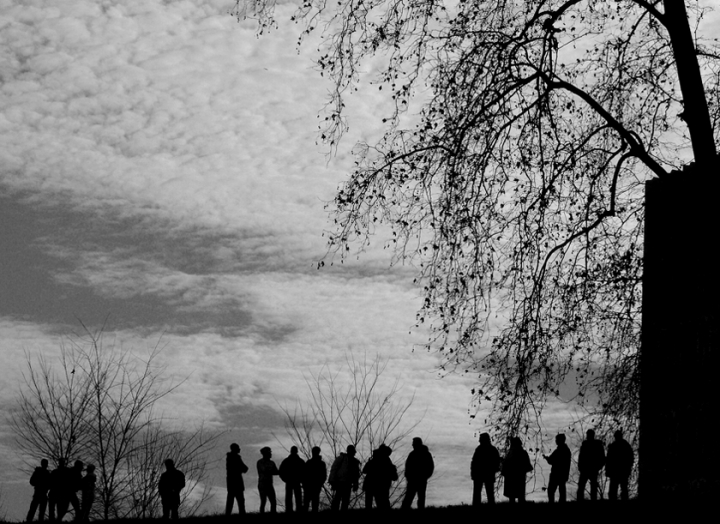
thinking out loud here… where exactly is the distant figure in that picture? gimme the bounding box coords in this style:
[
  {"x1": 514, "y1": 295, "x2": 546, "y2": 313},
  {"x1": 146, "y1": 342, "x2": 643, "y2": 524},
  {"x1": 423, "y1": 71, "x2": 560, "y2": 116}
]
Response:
[
  {"x1": 280, "y1": 446, "x2": 305, "y2": 512},
  {"x1": 401, "y1": 437, "x2": 435, "y2": 509},
  {"x1": 606, "y1": 430, "x2": 634, "y2": 501},
  {"x1": 577, "y1": 429, "x2": 606, "y2": 501},
  {"x1": 26, "y1": 458, "x2": 51, "y2": 522},
  {"x1": 67, "y1": 460, "x2": 84, "y2": 520},
  {"x1": 502, "y1": 437, "x2": 532, "y2": 503},
  {"x1": 225, "y1": 443, "x2": 249, "y2": 515},
  {"x1": 328, "y1": 445, "x2": 361, "y2": 511},
  {"x1": 158, "y1": 459, "x2": 185, "y2": 520},
  {"x1": 80, "y1": 465, "x2": 96, "y2": 522},
  {"x1": 303, "y1": 446, "x2": 327, "y2": 512},
  {"x1": 543, "y1": 434, "x2": 571, "y2": 503},
  {"x1": 257, "y1": 447, "x2": 279, "y2": 513},
  {"x1": 47, "y1": 458, "x2": 70, "y2": 521},
  {"x1": 362, "y1": 444, "x2": 398, "y2": 510},
  {"x1": 471, "y1": 433, "x2": 501, "y2": 506}
]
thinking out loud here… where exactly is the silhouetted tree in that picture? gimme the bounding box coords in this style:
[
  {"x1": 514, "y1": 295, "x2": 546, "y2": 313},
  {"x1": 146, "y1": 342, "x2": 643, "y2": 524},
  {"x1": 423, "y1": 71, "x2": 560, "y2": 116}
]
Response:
[{"x1": 235, "y1": 0, "x2": 719, "y2": 450}]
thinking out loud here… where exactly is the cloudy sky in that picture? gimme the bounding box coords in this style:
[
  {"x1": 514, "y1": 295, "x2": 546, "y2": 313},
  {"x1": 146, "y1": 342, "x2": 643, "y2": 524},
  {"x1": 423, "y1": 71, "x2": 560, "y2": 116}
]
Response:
[{"x1": 1, "y1": 0, "x2": 718, "y2": 519}]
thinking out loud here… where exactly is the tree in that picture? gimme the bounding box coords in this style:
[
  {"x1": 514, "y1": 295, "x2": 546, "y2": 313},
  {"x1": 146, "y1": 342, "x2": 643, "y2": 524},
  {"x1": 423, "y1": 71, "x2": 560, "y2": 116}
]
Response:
[
  {"x1": 277, "y1": 353, "x2": 422, "y2": 509},
  {"x1": 10, "y1": 324, "x2": 219, "y2": 520},
  {"x1": 236, "y1": 0, "x2": 720, "y2": 497}
]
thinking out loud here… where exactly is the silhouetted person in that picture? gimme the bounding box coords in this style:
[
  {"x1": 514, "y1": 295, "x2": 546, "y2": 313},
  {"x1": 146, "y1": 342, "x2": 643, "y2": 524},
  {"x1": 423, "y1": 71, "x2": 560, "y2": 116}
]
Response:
[
  {"x1": 471, "y1": 433, "x2": 501, "y2": 506},
  {"x1": 26, "y1": 459, "x2": 51, "y2": 522},
  {"x1": 225, "y1": 443, "x2": 249, "y2": 516},
  {"x1": 79, "y1": 465, "x2": 96, "y2": 522},
  {"x1": 158, "y1": 459, "x2": 185, "y2": 520},
  {"x1": 280, "y1": 446, "x2": 305, "y2": 512},
  {"x1": 362, "y1": 444, "x2": 397, "y2": 510},
  {"x1": 606, "y1": 430, "x2": 634, "y2": 501},
  {"x1": 67, "y1": 460, "x2": 83, "y2": 521},
  {"x1": 303, "y1": 446, "x2": 327, "y2": 512},
  {"x1": 401, "y1": 437, "x2": 434, "y2": 509},
  {"x1": 577, "y1": 429, "x2": 605, "y2": 501},
  {"x1": 543, "y1": 434, "x2": 571, "y2": 503},
  {"x1": 502, "y1": 437, "x2": 532, "y2": 503},
  {"x1": 257, "y1": 447, "x2": 279, "y2": 513},
  {"x1": 329, "y1": 445, "x2": 361, "y2": 511},
  {"x1": 48, "y1": 458, "x2": 70, "y2": 521}
]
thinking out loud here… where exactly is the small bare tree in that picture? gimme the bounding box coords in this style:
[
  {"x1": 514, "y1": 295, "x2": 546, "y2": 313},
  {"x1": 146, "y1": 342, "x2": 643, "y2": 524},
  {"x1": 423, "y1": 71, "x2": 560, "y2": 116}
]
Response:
[
  {"x1": 10, "y1": 323, "x2": 219, "y2": 520},
  {"x1": 278, "y1": 353, "x2": 423, "y2": 509}
]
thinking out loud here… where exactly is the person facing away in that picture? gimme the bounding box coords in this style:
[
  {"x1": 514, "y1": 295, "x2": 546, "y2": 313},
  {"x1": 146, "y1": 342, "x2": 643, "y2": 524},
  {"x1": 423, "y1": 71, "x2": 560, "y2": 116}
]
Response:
[
  {"x1": 26, "y1": 458, "x2": 51, "y2": 522},
  {"x1": 158, "y1": 459, "x2": 186, "y2": 520},
  {"x1": 225, "y1": 443, "x2": 249, "y2": 516},
  {"x1": 328, "y1": 444, "x2": 361, "y2": 511},
  {"x1": 79, "y1": 465, "x2": 96, "y2": 522},
  {"x1": 502, "y1": 437, "x2": 532, "y2": 503},
  {"x1": 279, "y1": 446, "x2": 306, "y2": 512},
  {"x1": 302, "y1": 446, "x2": 327, "y2": 512},
  {"x1": 401, "y1": 437, "x2": 435, "y2": 510},
  {"x1": 66, "y1": 460, "x2": 84, "y2": 521},
  {"x1": 471, "y1": 432, "x2": 501, "y2": 506},
  {"x1": 256, "y1": 447, "x2": 279, "y2": 513},
  {"x1": 605, "y1": 430, "x2": 634, "y2": 501},
  {"x1": 47, "y1": 458, "x2": 71, "y2": 521},
  {"x1": 362, "y1": 444, "x2": 398, "y2": 510},
  {"x1": 543, "y1": 434, "x2": 571, "y2": 503},
  {"x1": 577, "y1": 429, "x2": 606, "y2": 501}
]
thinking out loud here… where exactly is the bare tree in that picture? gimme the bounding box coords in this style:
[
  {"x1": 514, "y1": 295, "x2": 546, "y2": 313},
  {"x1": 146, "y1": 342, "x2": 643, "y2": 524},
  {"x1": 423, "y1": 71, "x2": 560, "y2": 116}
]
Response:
[
  {"x1": 235, "y1": 0, "x2": 719, "y2": 458},
  {"x1": 278, "y1": 353, "x2": 422, "y2": 509},
  {"x1": 10, "y1": 323, "x2": 219, "y2": 520}
]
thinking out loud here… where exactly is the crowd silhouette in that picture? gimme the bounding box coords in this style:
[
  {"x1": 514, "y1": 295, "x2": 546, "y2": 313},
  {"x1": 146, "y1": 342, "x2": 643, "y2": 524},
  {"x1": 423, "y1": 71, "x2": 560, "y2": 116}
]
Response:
[{"x1": 25, "y1": 430, "x2": 635, "y2": 521}]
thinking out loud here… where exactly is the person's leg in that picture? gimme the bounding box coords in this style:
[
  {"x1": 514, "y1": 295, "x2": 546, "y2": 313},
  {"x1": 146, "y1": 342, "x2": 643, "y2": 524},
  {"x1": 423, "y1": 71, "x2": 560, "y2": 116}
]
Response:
[
  {"x1": 417, "y1": 480, "x2": 427, "y2": 509},
  {"x1": 589, "y1": 474, "x2": 598, "y2": 501},
  {"x1": 285, "y1": 484, "x2": 293, "y2": 512},
  {"x1": 620, "y1": 478, "x2": 629, "y2": 501},
  {"x1": 268, "y1": 486, "x2": 277, "y2": 513},
  {"x1": 558, "y1": 481, "x2": 566, "y2": 503},
  {"x1": 577, "y1": 473, "x2": 588, "y2": 501},
  {"x1": 27, "y1": 496, "x2": 39, "y2": 522},
  {"x1": 340, "y1": 485, "x2": 351, "y2": 511},
  {"x1": 548, "y1": 476, "x2": 557, "y2": 503},
  {"x1": 401, "y1": 482, "x2": 416, "y2": 509},
  {"x1": 609, "y1": 478, "x2": 618, "y2": 501},
  {"x1": 294, "y1": 484, "x2": 303, "y2": 511},
  {"x1": 331, "y1": 487, "x2": 341, "y2": 511},
  {"x1": 472, "y1": 480, "x2": 481, "y2": 507},
  {"x1": 365, "y1": 488, "x2": 373, "y2": 510},
  {"x1": 225, "y1": 491, "x2": 234, "y2": 515},
  {"x1": 259, "y1": 487, "x2": 267, "y2": 513},
  {"x1": 38, "y1": 495, "x2": 48, "y2": 522}
]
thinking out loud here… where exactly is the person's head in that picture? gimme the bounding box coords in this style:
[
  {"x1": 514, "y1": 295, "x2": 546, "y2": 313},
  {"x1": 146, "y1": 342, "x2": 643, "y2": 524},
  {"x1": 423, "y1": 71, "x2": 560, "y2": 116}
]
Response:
[
  {"x1": 412, "y1": 437, "x2": 423, "y2": 449},
  {"x1": 86, "y1": 464, "x2": 95, "y2": 474},
  {"x1": 290, "y1": 446, "x2": 298, "y2": 455},
  {"x1": 164, "y1": 459, "x2": 175, "y2": 470},
  {"x1": 479, "y1": 433, "x2": 491, "y2": 446},
  {"x1": 556, "y1": 434, "x2": 566, "y2": 446},
  {"x1": 511, "y1": 436, "x2": 523, "y2": 449},
  {"x1": 379, "y1": 444, "x2": 392, "y2": 457},
  {"x1": 311, "y1": 446, "x2": 321, "y2": 458},
  {"x1": 40, "y1": 459, "x2": 49, "y2": 468},
  {"x1": 74, "y1": 460, "x2": 84, "y2": 470},
  {"x1": 346, "y1": 445, "x2": 356, "y2": 457},
  {"x1": 586, "y1": 429, "x2": 596, "y2": 440},
  {"x1": 614, "y1": 429, "x2": 623, "y2": 441},
  {"x1": 230, "y1": 443, "x2": 240, "y2": 453},
  {"x1": 260, "y1": 447, "x2": 272, "y2": 458}
]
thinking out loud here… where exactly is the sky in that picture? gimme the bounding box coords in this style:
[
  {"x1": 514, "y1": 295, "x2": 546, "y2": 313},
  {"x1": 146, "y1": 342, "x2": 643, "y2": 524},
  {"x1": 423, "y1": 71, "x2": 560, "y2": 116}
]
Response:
[{"x1": 1, "y1": 0, "x2": 718, "y2": 519}]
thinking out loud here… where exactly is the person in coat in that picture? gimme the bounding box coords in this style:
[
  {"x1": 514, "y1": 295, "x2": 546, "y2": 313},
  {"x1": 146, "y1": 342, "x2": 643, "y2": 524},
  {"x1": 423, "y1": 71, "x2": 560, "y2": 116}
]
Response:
[
  {"x1": 79, "y1": 465, "x2": 96, "y2": 522},
  {"x1": 158, "y1": 459, "x2": 185, "y2": 520},
  {"x1": 328, "y1": 445, "x2": 361, "y2": 511},
  {"x1": 47, "y1": 458, "x2": 70, "y2": 521},
  {"x1": 605, "y1": 430, "x2": 634, "y2": 501},
  {"x1": 401, "y1": 437, "x2": 434, "y2": 509},
  {"x1": 26, "y1": 458, "x2": 51, "y2": 522},
  {"x1": 471, "y1": 433, "x2": 501, "y2": 506},
  {"x1": 67, "y1": 461, "x2": 83, "y2": 521},
  {"x1": 303, "y1": 446, "x2": 327, "y2": 512},
  {"x1": 362, "y1": 444, "x2": 398, "y2": 510},
  {"x1": 502, "y1": 437, "x2": 532, "y2": 503},
  {"x1": 279, "y1": 446, "x2": 305, "y2": 512},
  {"x1": 543, "y1": 434, "x2": 571, "y2": 503},
  {"x1": 577, "y1": 429, "x2": 605, "y2": 501},
  {"x1": 256, "y1": 447, "x2": 279, "y2": 513},
  {"x1": 225, "y1": 443, "x2": 249, "y2": 515}
]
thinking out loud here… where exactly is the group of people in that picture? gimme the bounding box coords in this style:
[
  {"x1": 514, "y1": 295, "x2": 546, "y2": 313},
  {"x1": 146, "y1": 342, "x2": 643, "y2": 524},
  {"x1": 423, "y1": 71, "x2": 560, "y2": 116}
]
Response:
[
  {"x1": 26, "y1": 459, "x2": 96, "y2": 523},
  {"x1": 472, "y1": 429, "x2": 635, "y2": 505},
  {"x1": 225, "y1": 436, "x2": 434, "y2": 515}
]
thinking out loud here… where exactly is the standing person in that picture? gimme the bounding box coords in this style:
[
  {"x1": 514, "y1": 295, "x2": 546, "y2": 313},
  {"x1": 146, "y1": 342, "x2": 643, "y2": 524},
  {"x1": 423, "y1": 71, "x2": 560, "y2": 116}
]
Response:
[
  {"x1": 471, "y1": 433, "x2": 501, "y2": 506},
  {"x1": 543, "y1": 434, "x2": 571, "y2": 503},
  {"x1": 225, "y1": 443, "x2": 249, "y2": 516},
  {"x1": 362, "y1": 444, "x2": 397, "y2": 510},
  {"x1": 279, "y1": 446, "x2": 305, "y2": 512},
  {"x1": 79, "y1": 465, "x2": 96, "y2": 522},
  {"x1": 606, "y1": 430, "x2": 634, "y2": 501},
  {"x1": 256, "y1": 447, "x2": 279, "y2": 514},
  {"x1": 502, "y1": 437, "x2": 532, "y2": 503},
  {"x1": 401, "y1": 437, "x2": 435, "y2": 510},
  {"x1": 158, "y1": 459, "x2": 185, "y2": 520},
  {"x1": 48, "y1": 458, "x2": 70, "y2": 521},
  {"x1": 67, "y1": 461, "x2": 83, "y2": 521},
  {"x1": 303, "y1": 446, "x2": 327, "y2": 512},
  {"x1": 328, "y1": 445, "x2": 361, "y2": 511},
  {"x1": 26, "y1": 459, "x2": 51, "y2": 522},
  {"x1": 577, "y1": 429, "x2": 606, "y2": 501}
]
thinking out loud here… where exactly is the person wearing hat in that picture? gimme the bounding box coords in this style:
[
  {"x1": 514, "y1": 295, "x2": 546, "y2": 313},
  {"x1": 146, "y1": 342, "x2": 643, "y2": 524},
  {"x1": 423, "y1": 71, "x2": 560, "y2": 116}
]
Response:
[
  {"x1": 401, "y1": 437, "x2": 434, "y2": 509},
  {"x1": 226, "y1": 443, "x2": 249, "y2": 515}
]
